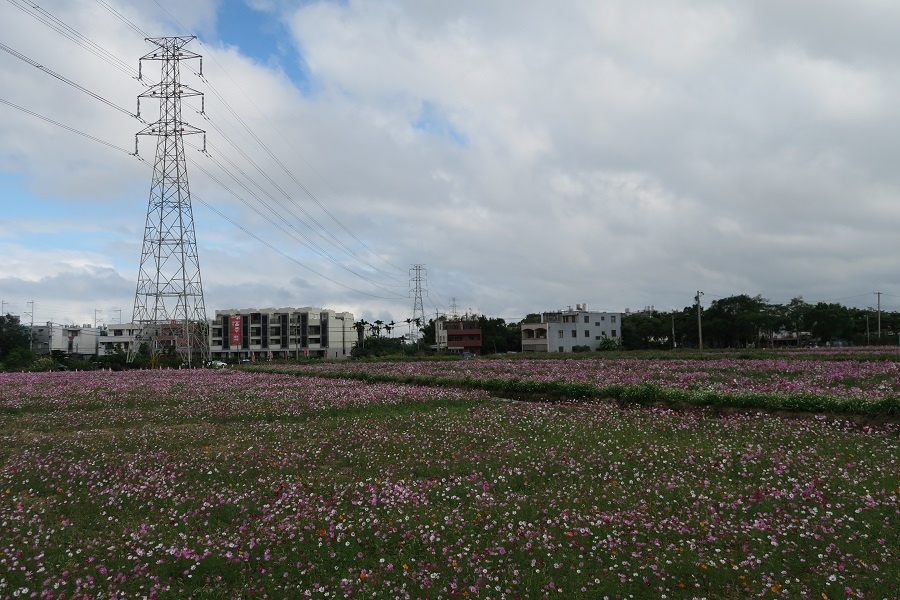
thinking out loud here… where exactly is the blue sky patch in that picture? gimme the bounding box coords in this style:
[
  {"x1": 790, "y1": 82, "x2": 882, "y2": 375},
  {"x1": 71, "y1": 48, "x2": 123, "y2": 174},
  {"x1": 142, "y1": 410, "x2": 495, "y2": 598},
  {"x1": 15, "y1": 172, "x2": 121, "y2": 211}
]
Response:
[
  {"x1": 213, "y1": 1, "x2": 311, "y2": 92},
  {"x1": 413, "y1": 101, "x2": 467, "y2": 146}
]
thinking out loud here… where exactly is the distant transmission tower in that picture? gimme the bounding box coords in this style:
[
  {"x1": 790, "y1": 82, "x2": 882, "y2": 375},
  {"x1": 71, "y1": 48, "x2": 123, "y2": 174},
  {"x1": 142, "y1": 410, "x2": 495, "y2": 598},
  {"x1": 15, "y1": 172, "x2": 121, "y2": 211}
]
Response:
[
  {"x1": 410, "y1": 264, "x2": 427, "y2": 339},
  {"x1": 128, "y1": 36, "x2": 208, "y2": 367}
]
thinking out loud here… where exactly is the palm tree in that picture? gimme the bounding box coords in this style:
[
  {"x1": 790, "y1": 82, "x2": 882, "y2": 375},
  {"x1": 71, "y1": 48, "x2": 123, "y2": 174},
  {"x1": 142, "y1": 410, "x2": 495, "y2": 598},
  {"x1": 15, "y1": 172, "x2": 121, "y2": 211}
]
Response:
[
  {"x1": 353, "y1": 320, "x2": 368, "y2": 348},
  {"x1": 371, "y1": 320, "x2": 384, "y2": 338}
]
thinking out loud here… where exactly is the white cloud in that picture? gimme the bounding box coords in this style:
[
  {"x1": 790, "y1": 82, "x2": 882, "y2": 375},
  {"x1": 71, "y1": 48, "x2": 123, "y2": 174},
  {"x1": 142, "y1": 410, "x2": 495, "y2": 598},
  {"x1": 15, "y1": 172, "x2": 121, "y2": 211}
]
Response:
[{"x1": 2, "y1": 0, "x2": 900, "y2": 325}]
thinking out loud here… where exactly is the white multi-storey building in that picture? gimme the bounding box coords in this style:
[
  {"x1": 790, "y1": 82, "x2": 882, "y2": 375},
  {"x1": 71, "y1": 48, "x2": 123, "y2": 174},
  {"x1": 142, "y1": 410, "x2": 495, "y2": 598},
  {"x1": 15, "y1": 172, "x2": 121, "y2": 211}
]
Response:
[
  {"x1": 209, "y1": 307, "x2": 355, "y2": 360},
  {"x1": 28, "y1": 322, "x2": 104, "y2": 357},
  {"x1": 100, "y1": 323, "x2": 143, "y2": 356},
  {"x1": 521, "y1": 304, "x2": 622, "y2": 353}
]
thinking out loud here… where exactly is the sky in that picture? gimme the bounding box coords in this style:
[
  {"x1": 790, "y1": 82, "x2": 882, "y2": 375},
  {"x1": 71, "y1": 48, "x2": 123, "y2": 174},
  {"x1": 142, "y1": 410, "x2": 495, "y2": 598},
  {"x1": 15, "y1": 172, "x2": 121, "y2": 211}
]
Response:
[{"x1": 1, "y1": 0, "x2": 900, "y2": 329}]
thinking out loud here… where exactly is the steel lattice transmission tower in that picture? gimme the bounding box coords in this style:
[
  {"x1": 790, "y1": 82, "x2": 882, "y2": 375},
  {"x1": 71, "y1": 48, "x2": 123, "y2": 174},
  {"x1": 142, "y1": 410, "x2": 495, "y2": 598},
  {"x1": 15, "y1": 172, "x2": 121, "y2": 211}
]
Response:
[
  {"x1": 410, "y1": 264, "x2": 427, "y2": 340},
  {"x1": 128, "y1": 36, "x2": 208, "y2": 366}
]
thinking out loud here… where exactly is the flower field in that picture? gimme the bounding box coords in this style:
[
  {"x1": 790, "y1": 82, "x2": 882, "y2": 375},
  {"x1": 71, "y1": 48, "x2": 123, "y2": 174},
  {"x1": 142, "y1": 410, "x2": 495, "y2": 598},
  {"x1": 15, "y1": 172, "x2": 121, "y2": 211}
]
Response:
[
  {"x1": 0, "y1": 369, "x2": 897, "y2": 599},
  {"x1": 264, "y1": 355, "x2": 900, "y2": 416}
]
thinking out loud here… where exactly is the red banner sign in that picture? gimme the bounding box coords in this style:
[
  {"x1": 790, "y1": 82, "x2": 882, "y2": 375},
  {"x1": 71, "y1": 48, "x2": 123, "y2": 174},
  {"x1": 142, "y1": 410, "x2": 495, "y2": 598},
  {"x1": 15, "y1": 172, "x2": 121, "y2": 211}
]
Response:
[{"x1": 229, "y1": 315, "x2": 242, "y2": 347}]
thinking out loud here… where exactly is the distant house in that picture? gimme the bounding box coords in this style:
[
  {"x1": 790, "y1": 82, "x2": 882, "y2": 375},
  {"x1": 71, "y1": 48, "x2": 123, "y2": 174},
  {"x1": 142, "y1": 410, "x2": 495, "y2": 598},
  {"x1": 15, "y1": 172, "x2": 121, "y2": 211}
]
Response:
[
  {"x1": 436, "y1": 318, "x2": 483, "y2": 355},
  {"x1": 28, "y1": 322, "x2": 104, "y2": 357},
  {"x1": 521, "y1": 304, "x2": 622, "y2": 353}
]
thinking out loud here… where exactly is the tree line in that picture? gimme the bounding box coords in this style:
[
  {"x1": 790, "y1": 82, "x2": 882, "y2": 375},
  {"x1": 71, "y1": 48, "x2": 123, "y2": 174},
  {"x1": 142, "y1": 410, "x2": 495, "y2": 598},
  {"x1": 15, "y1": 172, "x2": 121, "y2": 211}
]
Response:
[{"x1": 621, "y1": 294, "x2": 900, "y2": 350}]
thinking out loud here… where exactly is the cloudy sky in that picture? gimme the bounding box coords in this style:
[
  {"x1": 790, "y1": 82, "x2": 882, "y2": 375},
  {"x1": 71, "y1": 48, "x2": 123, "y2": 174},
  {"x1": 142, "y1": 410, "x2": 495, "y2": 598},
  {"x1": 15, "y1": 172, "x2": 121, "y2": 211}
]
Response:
[{"x1": 1, "y1": 0, "x2": 899, "y2": 328}]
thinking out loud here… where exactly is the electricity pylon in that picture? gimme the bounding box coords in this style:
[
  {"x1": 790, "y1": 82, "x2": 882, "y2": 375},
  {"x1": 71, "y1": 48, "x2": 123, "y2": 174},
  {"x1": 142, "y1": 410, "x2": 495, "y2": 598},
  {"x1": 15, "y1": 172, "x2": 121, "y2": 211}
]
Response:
[
  {"x1": 410, "y1": 264, "x2": 427, "y2": 341},
  {"x1": 128, "y1": 36, "x2": 208, "y2": 367}
]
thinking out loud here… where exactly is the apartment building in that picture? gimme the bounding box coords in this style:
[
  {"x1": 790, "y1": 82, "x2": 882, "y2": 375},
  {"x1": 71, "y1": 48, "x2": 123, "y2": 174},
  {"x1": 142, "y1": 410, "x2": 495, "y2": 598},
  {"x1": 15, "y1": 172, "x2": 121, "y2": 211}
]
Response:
[
  {"x1": 521, "y1": 304, "x2": 622, "y2": 352},
  {"x1": 437, "y1": 318, "x2": 483, "y2": 355},
  {"x1": 209, "y1": 307, "x2": 354, "y2": 360}
]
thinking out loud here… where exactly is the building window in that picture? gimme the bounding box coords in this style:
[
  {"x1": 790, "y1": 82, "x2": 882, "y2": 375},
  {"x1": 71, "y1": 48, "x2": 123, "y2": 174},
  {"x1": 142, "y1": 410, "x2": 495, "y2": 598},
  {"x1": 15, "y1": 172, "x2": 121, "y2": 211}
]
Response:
[
  {"x1": 611, "y1": 315, "x2": 617, "y2": 323},
  {"x1": 595, "y1": 322, "x2": 602, "y2": 326},
  {"x1": 558, "y1": 330, "x2": 564, "y2": 338},
  {"x1": 558, "y1": 346, "x2": 564, "y2": 352},
  {"x1": 584, "y1": 316, "x2": 589, "y2": 323},
  {"x1": 584, "y1": 330, "x2": 590, "y2": 337},
  {"x1": 601, "y1": 316, "x2": 605, "y2": 321},
  {"x1": 611, "y1": 330, "x2": 617, "y2": 337},
  {"x1": 571, "y1": 330, "x2": 577, "y2": 338}
]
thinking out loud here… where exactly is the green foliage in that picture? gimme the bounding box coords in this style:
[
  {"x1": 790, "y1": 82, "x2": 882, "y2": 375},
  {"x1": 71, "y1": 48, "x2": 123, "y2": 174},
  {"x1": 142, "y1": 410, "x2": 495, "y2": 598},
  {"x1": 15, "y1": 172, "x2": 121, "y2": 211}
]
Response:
[
  {"x1": 0, "y1": 313, "x2": 33, "y2": 370},
  {"x1": 622, "y1": 294, "x2": 900, "y2": 350},
  {"x1": 351, "y1": 336, "x2": 405, "y2": 358}
]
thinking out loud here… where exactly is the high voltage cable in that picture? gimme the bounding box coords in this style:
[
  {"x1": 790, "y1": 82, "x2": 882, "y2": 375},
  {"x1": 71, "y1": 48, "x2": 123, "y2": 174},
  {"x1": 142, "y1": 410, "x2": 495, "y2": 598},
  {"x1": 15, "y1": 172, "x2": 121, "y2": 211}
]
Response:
[
  {"x1": 2, "y1": 97, "x2": 407, "y2": 300},
  {"x1": 183, "y1": 73, "x2": 407, "y2": 282},
  {"x1": 189, "y1": 192, "x2": 407, "y2": 300},
  {"x1": 191, "y1": 66, "x2": 407, "y2": 279},
  {"x1": 191, "y1": 110, "x2": 406, "y2": 284},
  {"x1": 6, "y1": 0, "x2": 143, "y2": 82},
  {"x1": 141, "y1": 1, "x2": 405, "y2": 278},
  {"x1": 0, "y1": 41, "x2": 142, "y2": 122},
  {"x1": 138, "y1": 1, "x2": 406, "y2": 280},
  {"x1": 197, "y1": 139, "x2": 405, "y2": 290},
  {"x1": 0, "y1": 96, "x2": 134, "y2": 154},
  {"x1": 92, "y1": 0, "x2": 149, "y2": 39},
  {"x1": 184, "y1": 141, "x2": 406, "y2": 297},
  {"x1": 13, "y1": 0, "x2": 407, "y2": 292}
]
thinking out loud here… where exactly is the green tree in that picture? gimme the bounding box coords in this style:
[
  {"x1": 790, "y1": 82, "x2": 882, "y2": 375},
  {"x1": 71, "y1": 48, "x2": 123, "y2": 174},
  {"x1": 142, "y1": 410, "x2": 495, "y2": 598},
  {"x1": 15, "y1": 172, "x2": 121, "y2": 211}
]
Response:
[
  {"x1": 478, "y1": 316, "x2": 513, "y2": 354},
  {"x1": 350, "y1": 336, "x2": 403, "y2": 358},
  {"x1": 703, "y1": 294, "x2": 769, "y2": 348},
  {"x1": 622, "y1": 310, "x2": 670, "y2": 350},
  {"x1": 805, "y1": 302, "x2": 855, "y2": 343},
  {"x1": 0, "y1": 314, "x2": 33, "y2": 370}
]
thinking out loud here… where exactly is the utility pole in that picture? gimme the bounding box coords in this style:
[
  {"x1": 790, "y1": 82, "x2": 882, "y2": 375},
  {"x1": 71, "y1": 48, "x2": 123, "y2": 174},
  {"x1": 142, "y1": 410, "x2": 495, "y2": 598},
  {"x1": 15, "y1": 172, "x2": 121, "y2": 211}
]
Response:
[
  {"x1": 1, "y1": 300, "x2": 6, "y2": 316},
  {"x1": 695, "y1": 291, "x2": 704, "y2": 350},
  {"x1": 671, "y1": 315, "x2": 676, "y2": 349},
  {"x1": 115, "y1": 309, "x2": 122, "y2": 324},
  {"x1": 25, "y1": 300, "x2": 34, "y2": 352},
  {"x1": 435, "y1": 310, "x2": 442, "y2": 351},
  {"x1": 876, "y1": 291, "x2": 882, "y2": 343},
  {"x1": 129, "y1": 36, "x2": 209, "y2": 367},
  {"x1": 410, "y1": 264, "x2": 427, "y2": 343}
]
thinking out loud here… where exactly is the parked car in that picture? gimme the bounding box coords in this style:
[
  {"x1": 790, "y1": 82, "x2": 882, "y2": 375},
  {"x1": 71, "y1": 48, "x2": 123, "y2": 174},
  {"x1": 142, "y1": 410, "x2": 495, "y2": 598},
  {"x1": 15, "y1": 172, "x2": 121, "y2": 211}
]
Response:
[
  {"x1": 207, "y1": 360, "x2": 227, "y2": 369},
  {"x1": 461, "y1": 351, "x2": 474, "y2": 359}
]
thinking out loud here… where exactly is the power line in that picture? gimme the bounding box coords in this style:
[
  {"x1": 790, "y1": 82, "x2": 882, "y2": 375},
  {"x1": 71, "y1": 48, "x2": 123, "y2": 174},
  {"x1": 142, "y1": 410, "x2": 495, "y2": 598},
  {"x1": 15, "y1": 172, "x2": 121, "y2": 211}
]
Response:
[
  {"x1": 0, "y1": 41, "x2": 142, "y2": 121},
  {"x1": 192, "y1": 115, "x2": 407, "y2": 284},
  {"x1": 0, "y1": 96, "x2": 135, "y2": 154},
  {"x1": 92, "y1": 0, "x2": 149, "y2": 39},
  {"x1": 185, "y1": 143, "x2": 407, "y2": 297},
  {"x1": 184, "y1": 75, "x2": 407, "y2": 281},
  {"x1": 1, "y1": 95, "x2": 406, "y2": 302},
  {"x1": 139, "y1": 0, "x2": 405, "y2": 278},
  {"x1": 190, "y1": 192, "x2": 409, "y2": 300},
  {"x1": 11, "y1": 0, "x2": 407, "y2": 294},
  {"x1": 20, "y1": 0, "x2": 408, "y2": 287},
  {"x1": 6, "y1": 0, "x2": 143, "y2": 81}
]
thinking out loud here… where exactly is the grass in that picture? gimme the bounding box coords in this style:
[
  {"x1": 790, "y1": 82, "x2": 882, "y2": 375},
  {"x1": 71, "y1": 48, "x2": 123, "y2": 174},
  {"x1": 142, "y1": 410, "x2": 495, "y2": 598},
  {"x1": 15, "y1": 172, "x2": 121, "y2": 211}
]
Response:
[{"x1": 0, "y1": 368, "x2": 897, "y2": 599}]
